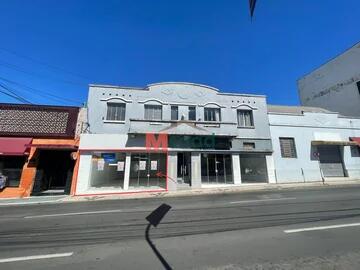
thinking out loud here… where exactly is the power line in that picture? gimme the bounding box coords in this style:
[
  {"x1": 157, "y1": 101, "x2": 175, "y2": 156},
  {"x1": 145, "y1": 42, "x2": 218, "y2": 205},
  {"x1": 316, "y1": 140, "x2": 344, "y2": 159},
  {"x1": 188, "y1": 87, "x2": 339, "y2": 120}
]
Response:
[
  {"x1": 0, "y1": 47, "x2": 91, "y2": 81},
  {"x1": 0, "y1": 76, "x2": 83, "y2": 105},
  {"x1": 0, "y1": 83, "x2": 31, "y2": 104},
  {"x1": 0, "y1": 82, "x2": 32, "y2": 104},
  {"x1": 0, "y1": 59, "x2": 86, "y2": 87}
]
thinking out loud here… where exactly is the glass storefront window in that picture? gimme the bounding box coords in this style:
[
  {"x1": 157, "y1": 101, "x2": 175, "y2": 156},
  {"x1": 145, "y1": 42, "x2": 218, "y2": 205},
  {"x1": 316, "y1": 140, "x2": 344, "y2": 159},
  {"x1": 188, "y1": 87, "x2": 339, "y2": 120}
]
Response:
[
  {"x1": 0, "y1": 156, "x2": 25, "y2": 187},
  {"x1": 129, "y1": 153, "x2": 166, "y2": 189},
  {"x1": 201, "y1": 154, "x2": 233, "y2": 184},
  {"x1": 89, "y1": 152, "x2": 126, "y2": 188},
  {"x1": 240, "y1": 154, "x2": 268, "y2": 183}
]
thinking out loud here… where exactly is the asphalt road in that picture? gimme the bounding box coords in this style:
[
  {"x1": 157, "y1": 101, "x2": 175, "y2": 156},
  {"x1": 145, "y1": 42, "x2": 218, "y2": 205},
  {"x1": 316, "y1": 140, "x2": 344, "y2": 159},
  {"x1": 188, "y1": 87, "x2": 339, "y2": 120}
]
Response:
[{"x1": 1, "y1": 185, "x2": 360, "y2": 269}]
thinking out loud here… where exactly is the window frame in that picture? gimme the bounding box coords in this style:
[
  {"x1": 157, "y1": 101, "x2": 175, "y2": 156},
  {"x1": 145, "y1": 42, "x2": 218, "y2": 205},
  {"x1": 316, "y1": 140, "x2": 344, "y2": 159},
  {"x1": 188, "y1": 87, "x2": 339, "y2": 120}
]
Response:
[
  {"x1": 279, "y1": 137, "x2": 297, "y2": 158},
  {"x1": 144, "y1": 104, "x2": 163, "y2": 120},
  {"x1": 106, "y1": 102, "x2": 126, "y2": 121},
  {"x1": 204, "y1": 107, "x2": 221, "y2": 122},
  {"x1": 188, "y1": 106, "x2": 196, "y2": 121},
  {"x1": 170, "y1": 106, "x2": 178, "y2": 121},
  {"x1": 237, "y1": 109, "x2": 254, "y2": 127}
]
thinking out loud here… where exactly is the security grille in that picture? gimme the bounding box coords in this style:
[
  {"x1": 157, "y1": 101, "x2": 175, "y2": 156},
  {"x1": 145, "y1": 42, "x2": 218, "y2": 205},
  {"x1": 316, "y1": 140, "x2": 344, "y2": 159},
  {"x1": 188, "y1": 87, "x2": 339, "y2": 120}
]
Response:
[{"x1": 279, "y1": 137, "x2": 297, "y2": 158}]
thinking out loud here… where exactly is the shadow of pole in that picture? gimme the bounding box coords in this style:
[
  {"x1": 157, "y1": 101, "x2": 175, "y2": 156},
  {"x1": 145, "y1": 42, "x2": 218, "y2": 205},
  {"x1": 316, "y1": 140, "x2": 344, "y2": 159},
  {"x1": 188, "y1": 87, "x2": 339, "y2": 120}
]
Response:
[
  {"x1": 145, "y1": 223, "x2": 173, "y2": 270},
  {"x1": 145, "y1": 203, "x2": 173, "y2": 270}
]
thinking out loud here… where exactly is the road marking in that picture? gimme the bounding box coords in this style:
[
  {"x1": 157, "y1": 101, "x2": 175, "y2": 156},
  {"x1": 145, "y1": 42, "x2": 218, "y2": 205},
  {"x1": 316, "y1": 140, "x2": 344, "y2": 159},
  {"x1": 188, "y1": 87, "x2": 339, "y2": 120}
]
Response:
[
  {"x1": 0, "y1": 200, "x2": 61, "y2": 206},
  {"x1": 24, "y1": 209, "x2": 124, "y2": 219},
  {"x1": 284, "y1": 222, "x2": 360, "y2": 233},
  {"x1": 229, "y1": 197, "x2": 296, "y2": 204},
  {"x1": 0, "y1": 252, "x2": 73, "y2": 263}
]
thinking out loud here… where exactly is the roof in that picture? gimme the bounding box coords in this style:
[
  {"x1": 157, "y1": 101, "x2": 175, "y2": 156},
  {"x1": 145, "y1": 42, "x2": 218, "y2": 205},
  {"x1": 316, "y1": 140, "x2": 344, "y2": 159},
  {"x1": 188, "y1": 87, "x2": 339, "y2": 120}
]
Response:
[{"x1": 267, "y1": 105, "x2": 334, "y2": 115}]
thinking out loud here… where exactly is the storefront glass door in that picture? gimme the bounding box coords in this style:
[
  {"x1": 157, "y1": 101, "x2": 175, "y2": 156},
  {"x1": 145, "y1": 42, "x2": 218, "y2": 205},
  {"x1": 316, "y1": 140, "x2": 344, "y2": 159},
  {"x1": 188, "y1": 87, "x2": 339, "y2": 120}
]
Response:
[
  {"x1": 177, "y1": 152, "x2": 191, "y2": 184},
  {"x1": 129, "y1": 153, "x2": 166, "y2": 189},
  {"x1": 201, "y1": 154, "x2": 233, "y2": 184}
]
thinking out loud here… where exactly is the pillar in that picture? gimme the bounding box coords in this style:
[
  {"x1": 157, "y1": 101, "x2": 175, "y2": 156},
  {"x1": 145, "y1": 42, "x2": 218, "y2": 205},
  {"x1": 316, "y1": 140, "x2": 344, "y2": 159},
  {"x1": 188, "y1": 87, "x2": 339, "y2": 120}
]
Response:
[
  {"x1": 166, "y1": 152, "x2": 177, "y2": 191},
  {"x1": 232, "y1": 154, "x2": 242, "y2": 185},
  {"x1": 266, "y1": 155, "x2": 277, "y2": 183},
  {"x1": 191, "y1": 152, "x2": 202, "y2": 188},
  {"x1": 123, "y1": 153, "x2": 131, "y2": 190}
]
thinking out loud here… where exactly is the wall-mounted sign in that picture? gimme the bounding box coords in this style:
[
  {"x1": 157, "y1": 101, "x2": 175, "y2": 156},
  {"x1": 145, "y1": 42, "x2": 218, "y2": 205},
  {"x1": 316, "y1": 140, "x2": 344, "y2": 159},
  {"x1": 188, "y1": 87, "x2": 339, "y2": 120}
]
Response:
[
  {"x1": 151, "y1": 160, "x2": 158, "y2": 170},
  {"x1": 97, "y1": 159, "x2": 105, "y2": 171},
  {"x1": 117, "y1": 161, "x2": 125, "y2": 171},
  {"x1": 139, "y1": 160, "x2": 146, "y2": 170},
  {"x1": 101, "y1": 153, "x2": 116, "y2": 163}
]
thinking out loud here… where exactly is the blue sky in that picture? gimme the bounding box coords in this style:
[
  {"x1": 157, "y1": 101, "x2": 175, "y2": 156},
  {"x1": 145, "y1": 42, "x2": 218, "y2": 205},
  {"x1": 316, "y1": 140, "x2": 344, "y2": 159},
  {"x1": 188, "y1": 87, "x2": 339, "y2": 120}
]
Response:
[{"x1": 0, "y1": 0, "x2": 359, "y2": 106}]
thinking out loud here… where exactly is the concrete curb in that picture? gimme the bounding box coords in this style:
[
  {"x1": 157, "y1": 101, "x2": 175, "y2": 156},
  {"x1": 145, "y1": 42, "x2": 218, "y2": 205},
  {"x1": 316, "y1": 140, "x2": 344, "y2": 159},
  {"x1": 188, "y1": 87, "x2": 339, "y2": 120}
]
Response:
[
  {"x1": 1, "y1": 180, "x2": 359, "y2": 206},
  {"x1": 65, "y1": 179, "x2": 360, "y2": 203}
]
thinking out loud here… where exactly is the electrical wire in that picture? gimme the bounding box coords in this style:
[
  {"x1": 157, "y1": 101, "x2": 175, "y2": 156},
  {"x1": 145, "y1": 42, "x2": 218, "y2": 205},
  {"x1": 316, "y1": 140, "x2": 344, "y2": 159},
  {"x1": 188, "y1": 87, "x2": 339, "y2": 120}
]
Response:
[
  {"x1": 0, "y1": 76, "x2": 83, "y2": 105},
  {"x1": 0, "y1": 59, "x2": 86, "y2": 87},
  {"x1": 0, "y1": 83, "x2": 31, "y2": 104},
  {"x1": 0, "y1": 47, "x2": 91, "y2": 81}
]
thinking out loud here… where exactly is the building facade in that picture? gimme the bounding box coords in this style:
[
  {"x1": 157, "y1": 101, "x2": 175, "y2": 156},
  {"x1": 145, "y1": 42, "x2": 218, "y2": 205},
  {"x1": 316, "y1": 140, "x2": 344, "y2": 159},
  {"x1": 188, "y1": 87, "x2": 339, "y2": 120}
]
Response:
[
  {"x1": 75, "y1": 82, "x2": 275, "y2": 195},
  {"x1": 298, "y1": 41, "x2": 360, "y2": 117},
  {"x1": 0, "y1": 103, "x2": 82, "y2": 198},
  {"x1": 268, "y1": 105, "x2": 360, "y2": 183}
]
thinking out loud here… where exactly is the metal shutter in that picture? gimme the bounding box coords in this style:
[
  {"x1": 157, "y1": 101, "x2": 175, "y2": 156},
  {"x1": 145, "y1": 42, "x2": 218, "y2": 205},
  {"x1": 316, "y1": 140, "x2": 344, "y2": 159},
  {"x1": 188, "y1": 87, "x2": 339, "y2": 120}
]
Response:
[{"x1": 318, "y1": 145, "x2": 345, "y2": 177}]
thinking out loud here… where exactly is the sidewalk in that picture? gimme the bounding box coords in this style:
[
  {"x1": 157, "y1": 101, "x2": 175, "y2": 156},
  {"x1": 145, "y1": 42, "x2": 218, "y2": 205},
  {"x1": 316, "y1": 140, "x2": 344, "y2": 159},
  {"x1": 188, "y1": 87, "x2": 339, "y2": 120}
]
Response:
[
  {"x1": 66, "y1": 179, "x2": 360, "y2": 203},
  {"x1": 1, "y1": 179, "x2": 360, "y2": 206},
  {"x1": 0, "y1": 195, "x2": 67, "y2": 206}
]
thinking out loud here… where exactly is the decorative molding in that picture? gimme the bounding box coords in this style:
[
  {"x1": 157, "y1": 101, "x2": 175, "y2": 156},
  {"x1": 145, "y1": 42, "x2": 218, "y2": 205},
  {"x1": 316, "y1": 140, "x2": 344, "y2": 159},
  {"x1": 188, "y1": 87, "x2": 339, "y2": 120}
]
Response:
[
  {"x1": 231, "y1": 104, "x2": 257, "y2": 110},
  {"x1": 199, "y1": 102, "x2": 226, "y2": 108},
  {"x1": 100, "y1": 97, "x2": 132, "y2": 103},
  {"x1": 138, "y1": 99, "x2": 168, "y2": 105}
]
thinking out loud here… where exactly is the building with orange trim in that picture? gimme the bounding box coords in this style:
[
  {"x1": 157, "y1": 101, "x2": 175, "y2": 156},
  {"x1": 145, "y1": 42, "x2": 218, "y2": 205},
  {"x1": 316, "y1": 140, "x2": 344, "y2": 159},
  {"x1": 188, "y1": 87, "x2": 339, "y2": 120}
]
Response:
[{"x1": 0, "y1": 103, "x2": 83, "y2": 198}]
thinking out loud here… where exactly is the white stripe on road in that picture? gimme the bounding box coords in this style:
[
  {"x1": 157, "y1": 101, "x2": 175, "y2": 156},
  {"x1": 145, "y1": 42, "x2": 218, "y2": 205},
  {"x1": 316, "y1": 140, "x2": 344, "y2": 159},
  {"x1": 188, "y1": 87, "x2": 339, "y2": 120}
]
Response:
[
  {"x1": 229, "y1": 197, "x2": 296, "y2": 204},
  {"x1": 0, "y1": 252, "x2": 73, "y2": 263},
  {"x1": 24, "y1": 209, "x2": 124, "y2": 219},
  {"x1": 0, "y1": 200, "x2": 61, "y2": 206},
  {"x1": 284, "y1": 222, "x2": 360, "y2": 233}
]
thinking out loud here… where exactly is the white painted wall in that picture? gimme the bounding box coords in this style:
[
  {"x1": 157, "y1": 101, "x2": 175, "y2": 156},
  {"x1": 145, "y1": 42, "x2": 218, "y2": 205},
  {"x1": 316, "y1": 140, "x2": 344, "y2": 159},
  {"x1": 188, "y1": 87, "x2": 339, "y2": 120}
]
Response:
[
  {"x1": 269, "y1": 112, "x2": 360, "y2": 183},
  {"x1": 298, "y1": 42, "x2": 360, "y2": 117}
]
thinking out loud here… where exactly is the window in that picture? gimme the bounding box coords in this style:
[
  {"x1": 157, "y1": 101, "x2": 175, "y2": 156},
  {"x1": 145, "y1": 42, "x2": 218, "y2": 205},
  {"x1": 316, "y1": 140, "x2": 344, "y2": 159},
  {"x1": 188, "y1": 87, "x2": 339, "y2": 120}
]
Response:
[
  {"x1": 144, "y1": 105, "x2": 162, "y2": 120},
  {"x1": 171, "y1": 106, "x2": 178, "y2": 120},
  {"x1": 204, "y1": 108, "x2": 221, "y2": 122},
  {"x1": 243, "y1": 142, "x2": 255, "y2": 150},
  {"x1": 237, "y1": 110, "x2": 254, "y2": 127},
  {"x1": 357, "y1": 81, "x2": 360, "y2": 95},
  {"x1": 106, "y1": 103, "x2": 126, "y2": 121},
  {"x1": 279, "y1": 137, "x2": 297, "y2": 158},
  {"x1": 0, "y1": 156, "x2": 25, "y2": 187},
  {"x1": 188, "y1": 106, "x2": 196, "y2": 121}
]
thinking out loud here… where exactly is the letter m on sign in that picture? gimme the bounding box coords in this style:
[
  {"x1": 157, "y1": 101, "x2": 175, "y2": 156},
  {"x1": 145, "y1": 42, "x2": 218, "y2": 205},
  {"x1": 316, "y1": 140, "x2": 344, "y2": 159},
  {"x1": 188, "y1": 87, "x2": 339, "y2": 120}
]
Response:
[{"x1": 146, "y1": 133, "x2": 168, "y2": 151}]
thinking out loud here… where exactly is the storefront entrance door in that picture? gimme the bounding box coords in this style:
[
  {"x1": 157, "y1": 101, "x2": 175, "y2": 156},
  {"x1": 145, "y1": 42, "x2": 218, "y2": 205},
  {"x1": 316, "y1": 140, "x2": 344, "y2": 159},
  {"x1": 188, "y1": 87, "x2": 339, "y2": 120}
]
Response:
[{"x1": 177, "y1": 152, "x2": 191, "y2": 184}]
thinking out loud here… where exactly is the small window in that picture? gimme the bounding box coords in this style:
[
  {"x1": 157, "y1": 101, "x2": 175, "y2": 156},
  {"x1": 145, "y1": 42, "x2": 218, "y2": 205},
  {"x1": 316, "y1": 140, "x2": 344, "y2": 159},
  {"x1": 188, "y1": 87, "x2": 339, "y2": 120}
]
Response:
[
  {"x1": 279, "y1": 137, "x2": 297, "y2": 158},
  {"x1": 171, "y1": 106, "x2": 178, "y2": 120},
  {"x1": 106, "y1": 103, "x2": 126, "y2": 121},
  {"x1": 144, "y1": 105, "x2": 162, "y2": 120},
  {"x1": 243, "y1": 142, "x2": 255, "y2": 150},
  {"x1": 204, "y1": 108, "x2": 221, "y2": 122},
  {"x1": 237, "y1": 110, "x2": 254, "y2": 127},
  {"x1": 188, "y1": 106, "x2": 196, "y2": 121},
  {"x1": 357, "y1": 81, "x2": 360, "y2": 95}
]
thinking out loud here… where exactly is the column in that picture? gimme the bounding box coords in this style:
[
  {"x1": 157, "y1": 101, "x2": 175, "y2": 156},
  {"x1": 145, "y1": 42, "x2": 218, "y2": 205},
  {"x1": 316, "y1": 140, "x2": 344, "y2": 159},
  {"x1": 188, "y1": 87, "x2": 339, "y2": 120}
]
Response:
[
  {"x1": 75, "y1": 154, "x2": 92, "y2": 195},
  {"x1": 191, "y1": 152, "x2": 202, "y2": 188},
  {"x1": 166, "y1": 152, "x2": 177, "y2": 191},
  {"x1": 123, "y1": 153, "x2": 131, "y2": 190},
  {"x1": 266, "y1": 155, "x2": 277, "y2": 184},
  {"x1": 232, "y1": 154, "x2": 242, "y2": 185}
]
